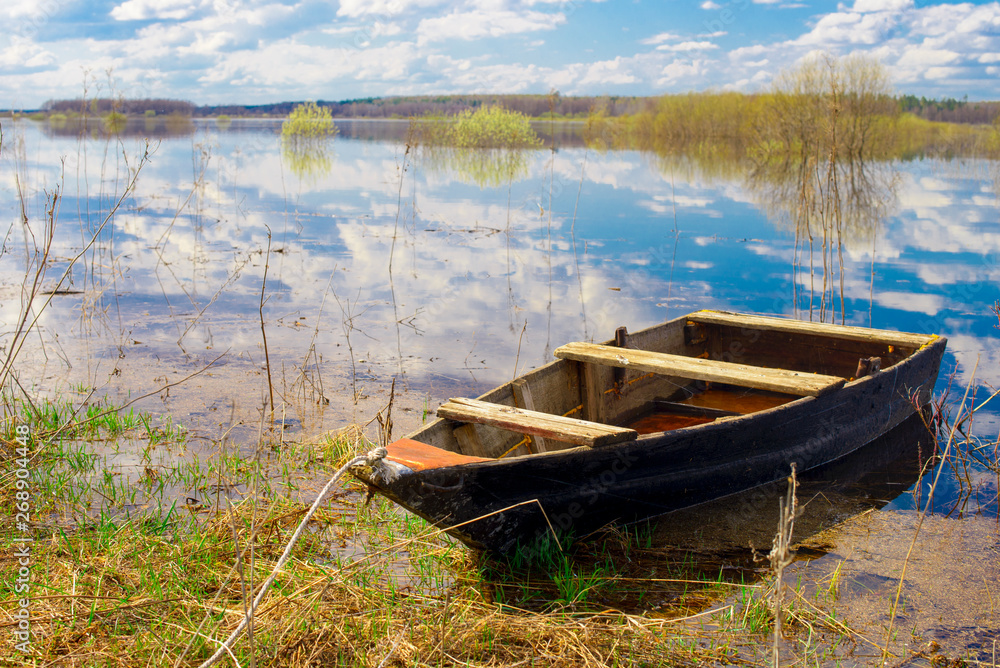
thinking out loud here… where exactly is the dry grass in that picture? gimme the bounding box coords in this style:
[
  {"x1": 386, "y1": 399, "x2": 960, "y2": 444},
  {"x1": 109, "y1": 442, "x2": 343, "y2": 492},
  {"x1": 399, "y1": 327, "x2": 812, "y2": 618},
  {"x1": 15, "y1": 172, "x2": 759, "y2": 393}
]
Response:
[
  {"x1": 7, "y1": 388, "x2": 996, "y2": 667},
  {"x1": 8, "y1": 379, "x2": 996, "y2": 667},
  {"x1": 1, "y1": 423, "x2": 738, "y2": 667}
]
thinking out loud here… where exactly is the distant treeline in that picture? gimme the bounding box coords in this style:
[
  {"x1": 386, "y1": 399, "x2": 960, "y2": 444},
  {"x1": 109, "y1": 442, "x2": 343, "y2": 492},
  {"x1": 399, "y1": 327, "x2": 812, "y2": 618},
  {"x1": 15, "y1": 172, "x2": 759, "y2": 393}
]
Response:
[
  {"x1": 32, "y1": 78, "x2": 1000, "y2": 160},
  {"x1": 898, "y1": 95, "x2": 1000, "y2": 125},
  {"x1": 37, "y1": 93, "x2": 1000, "y2": 125},
  {"x1": 43, "y1": 98, "x2": 197, "y2": 116},
  {"x1": 40, "y1": 94, "x2": 646, "y2": 119}
]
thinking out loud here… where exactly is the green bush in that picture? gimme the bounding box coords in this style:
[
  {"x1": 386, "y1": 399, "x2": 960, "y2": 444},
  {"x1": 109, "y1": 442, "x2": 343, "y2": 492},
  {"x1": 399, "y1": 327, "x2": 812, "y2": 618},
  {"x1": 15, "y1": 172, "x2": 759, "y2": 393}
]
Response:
[
  {"x1": 448, "y1": 105, "x2": 542, "y2": 149},
  {"x1": 104, "y1": 111, "x2": 127, "y2": 133},
  {"x1": 281, "y1": 101, "x2": 337, "y2": 141}
]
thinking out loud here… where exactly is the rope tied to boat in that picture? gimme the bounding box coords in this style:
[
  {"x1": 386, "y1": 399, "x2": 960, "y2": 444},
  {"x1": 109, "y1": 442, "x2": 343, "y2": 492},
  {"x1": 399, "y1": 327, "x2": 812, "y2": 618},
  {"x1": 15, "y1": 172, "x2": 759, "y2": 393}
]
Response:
[
  {"x1": 358, "y1": 444, "x2": 399, "y2": 483},
  {"x1": 366, "y1": 445, "x2": 388, "y2": 461},
  {"x1": 196, "y1": 445, "x2": 390, "y2": 668}
]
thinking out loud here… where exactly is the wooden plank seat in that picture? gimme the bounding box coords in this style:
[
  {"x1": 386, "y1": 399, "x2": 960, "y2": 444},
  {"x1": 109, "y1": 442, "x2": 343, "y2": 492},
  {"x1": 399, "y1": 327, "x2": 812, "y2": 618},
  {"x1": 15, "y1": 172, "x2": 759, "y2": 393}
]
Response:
[
  {"x1": 687, "y1": 310, "x2": 936, "y2": 349},
  {"x1": 553, "y1": 341, "x2": 845, "y2": 397},
  {"x1": 437, "y1": 397, "x2": 638, "y2": 448}
]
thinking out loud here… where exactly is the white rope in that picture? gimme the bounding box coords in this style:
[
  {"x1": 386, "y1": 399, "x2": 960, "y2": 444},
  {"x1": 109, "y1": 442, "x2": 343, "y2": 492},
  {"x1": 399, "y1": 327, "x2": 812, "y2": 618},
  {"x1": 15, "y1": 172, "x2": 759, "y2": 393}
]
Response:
[{"x1": 197, "y1": 446, "x2": 392, "y2": 668}]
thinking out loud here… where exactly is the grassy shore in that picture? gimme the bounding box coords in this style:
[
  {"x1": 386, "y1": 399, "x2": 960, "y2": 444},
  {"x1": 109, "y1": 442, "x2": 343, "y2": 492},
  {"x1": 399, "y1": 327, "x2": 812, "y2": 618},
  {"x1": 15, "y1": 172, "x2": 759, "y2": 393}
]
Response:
[
  {"x1": 2, "y1": 391, "x2": 907, "y2": 667},
  {"x1": 8, "y1": 387, "x2": 996, "y2": 667}
]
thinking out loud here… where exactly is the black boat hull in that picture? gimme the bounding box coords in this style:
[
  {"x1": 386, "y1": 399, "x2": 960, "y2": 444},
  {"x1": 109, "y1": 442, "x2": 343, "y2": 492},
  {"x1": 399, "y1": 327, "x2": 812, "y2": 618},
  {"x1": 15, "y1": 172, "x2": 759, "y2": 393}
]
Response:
[{"x1": 358, "y1": 337, "x2": 946, "y2": 553}]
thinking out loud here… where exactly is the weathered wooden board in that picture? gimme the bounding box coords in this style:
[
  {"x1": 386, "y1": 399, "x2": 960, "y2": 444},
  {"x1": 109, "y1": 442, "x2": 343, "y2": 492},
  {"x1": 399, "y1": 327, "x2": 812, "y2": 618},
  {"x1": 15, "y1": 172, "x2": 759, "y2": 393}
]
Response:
[
  {"x1": 423, "y1": 358, "x2": 581, "y2": 457},
  {"x1": 704, "y1": 327, "x2": 907, "y2": 380},
  {"x1": 554, "y1": 342, "x2": 845, "y2": 397},
  {"x1": 577, "y1": 318, "x2": 694, "y2": 425},
  {"x1": 688, "y1": 310, "x2": 936, "y2": 349},
  {"x1": 438, "y1": 397, "x2": 638, "y2": 448},
  {"x1": 511, "y1": 378, "x2": 549, "y2": 453},
  {"x1": 452, "y1": 423, "x2": 491, "y2": 458}
]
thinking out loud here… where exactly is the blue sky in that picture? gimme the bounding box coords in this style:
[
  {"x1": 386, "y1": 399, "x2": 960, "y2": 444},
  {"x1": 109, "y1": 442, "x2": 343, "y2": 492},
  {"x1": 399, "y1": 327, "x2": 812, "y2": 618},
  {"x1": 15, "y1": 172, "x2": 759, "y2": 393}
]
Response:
[{"x1": 2, "y1": 0, "x2": 999, "y2": 108}]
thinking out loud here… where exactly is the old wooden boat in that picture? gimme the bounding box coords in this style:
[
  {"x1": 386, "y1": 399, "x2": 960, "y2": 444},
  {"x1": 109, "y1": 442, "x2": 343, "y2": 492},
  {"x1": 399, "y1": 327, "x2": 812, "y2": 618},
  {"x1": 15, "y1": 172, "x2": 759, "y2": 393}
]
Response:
[{"x1": 350, "y1": 310, "x2": 946, "y2": 554}]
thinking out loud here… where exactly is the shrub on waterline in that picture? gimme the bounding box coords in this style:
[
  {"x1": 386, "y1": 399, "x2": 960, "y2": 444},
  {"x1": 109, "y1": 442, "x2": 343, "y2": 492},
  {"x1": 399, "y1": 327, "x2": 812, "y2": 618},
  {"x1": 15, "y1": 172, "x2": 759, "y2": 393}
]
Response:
[
  {"x1": 418, "y1": 105, "x2": 543, "y2": 187},
  {"x1": 448, "y1": 105, "x2": 543, "y2": 149},
  {"x1": 281, "y1": 101, "x2": 337, "y2": 142},
  {"x1": 104, "y1": 111, "x2": 127, "y2": 134}
]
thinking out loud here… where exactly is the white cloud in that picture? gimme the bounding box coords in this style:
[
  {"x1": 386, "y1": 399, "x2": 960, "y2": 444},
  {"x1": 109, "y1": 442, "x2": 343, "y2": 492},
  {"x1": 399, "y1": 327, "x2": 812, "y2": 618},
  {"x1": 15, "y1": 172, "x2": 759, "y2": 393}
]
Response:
[
  {"x1": 0, "y1": 0, "x2": 48, "y2": 19},
  {"x1": 641, "y1": 32, "x2": 682, "y2": 45},
  {"x1": 111, "y1": 0, "x2": 207, "y2": 21},
  {"x1": 416, "y1": 9, "x2": 565, "y2": 45},
  {"x1": 656, "y1": 40, "x2": 719, "y2": 52},
  {"x1": 657, "y1": 58, "x2": 708, "y2": 86},
  {"x1": 700, "y1": 1, "x2": 721, "y2": 9},
  {"x1": 729, "y1": 44, "x2": 770, "y2": 58},
  {"x1": 897, "y1": 46, "x2": 960, "y2": 67},
  {"x1": 907, "y1": 3, "x2": 971, "y2": 36},
  {"x1": 851, "y1": 0, "x2": 913, "y2": 12},
  {"x1": 430, "y1": 61, "x2": 548, "y2": 93},
  {"x1": 0, "y1": 40, "x2": 55, "y2": 68},
  {"x1": 336, "y1": 0, "x2": 445, "y2": 18},
  {"x1": 954, "y1": 5, "x2": 1000, "y2": 33},
  {"x1": 323, "y1": 20, "x2": 402, "y2": 45},
  {"x1": 922, "y1": 65, "x2": 963, "y2": 79},
  {"x1": 794, "y1": 11, "x2": 898, "y2": 46},
  {"x1": 578, "y1": 56, "x2": 639, "y2": 86},
  {"x1": 427, "y1": 53, "x2": 471, "y2": 71},
  {"x1": 197, "y1": 39, "x2": 422, "y2": 89},
  {"x1": 178, "y1": 30, "x2": 236, "y2": 56}
]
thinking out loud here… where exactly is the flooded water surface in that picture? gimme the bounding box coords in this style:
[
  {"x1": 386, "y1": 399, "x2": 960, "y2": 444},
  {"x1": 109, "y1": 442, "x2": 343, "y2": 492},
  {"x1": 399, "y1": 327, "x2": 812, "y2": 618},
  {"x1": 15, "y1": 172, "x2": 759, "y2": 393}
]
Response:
[{"x1": 3, "y1": 117, "x2": 999, "y2": 661}]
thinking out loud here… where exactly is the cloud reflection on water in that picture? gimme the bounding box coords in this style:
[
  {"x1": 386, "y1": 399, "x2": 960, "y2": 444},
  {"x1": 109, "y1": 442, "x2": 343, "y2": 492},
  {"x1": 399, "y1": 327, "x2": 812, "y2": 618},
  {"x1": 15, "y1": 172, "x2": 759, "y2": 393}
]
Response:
[{"x1": 2, "y1": 118, "x2": 998, "y2": 436}]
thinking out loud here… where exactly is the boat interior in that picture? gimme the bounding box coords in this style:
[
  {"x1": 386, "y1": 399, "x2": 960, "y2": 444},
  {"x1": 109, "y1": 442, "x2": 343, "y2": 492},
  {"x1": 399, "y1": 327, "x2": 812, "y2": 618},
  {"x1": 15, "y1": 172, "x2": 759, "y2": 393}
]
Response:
[{"x1": 402, "y1": 311, "x2": 936, "y2": 461}]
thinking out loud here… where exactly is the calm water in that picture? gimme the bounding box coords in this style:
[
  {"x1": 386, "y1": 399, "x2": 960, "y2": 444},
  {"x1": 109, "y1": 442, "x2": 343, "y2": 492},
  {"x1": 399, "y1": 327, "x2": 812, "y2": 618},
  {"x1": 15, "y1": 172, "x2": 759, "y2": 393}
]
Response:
[{"x1": 2, "y1": 118, "x2": 998, "y2": 516}]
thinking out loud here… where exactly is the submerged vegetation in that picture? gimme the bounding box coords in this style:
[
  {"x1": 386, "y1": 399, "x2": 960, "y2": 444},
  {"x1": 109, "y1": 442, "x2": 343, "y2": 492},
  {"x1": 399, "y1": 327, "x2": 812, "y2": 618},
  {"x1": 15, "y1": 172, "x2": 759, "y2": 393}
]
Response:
[
  {"x1": 587, "y1": 53, "x2": 1000, "y2": 162},
  {"x1": 281, "y1": 101, "x2": 338, "y2": 141},
  {"x1": 582, "y1": 53, "x2": 999, "y2": 322},
  {"x1": 417, "y1": 105, "x2": 544, "y2": 187},
  {"x1": 431, "y1": 105, "x2": 543, "y2": 149},
  {"x1": 281, "y1": 101, "x2": 338, "y2": 181},
  {"x1": 102, "y1": 111, "x2": 128, "y2": 135}
]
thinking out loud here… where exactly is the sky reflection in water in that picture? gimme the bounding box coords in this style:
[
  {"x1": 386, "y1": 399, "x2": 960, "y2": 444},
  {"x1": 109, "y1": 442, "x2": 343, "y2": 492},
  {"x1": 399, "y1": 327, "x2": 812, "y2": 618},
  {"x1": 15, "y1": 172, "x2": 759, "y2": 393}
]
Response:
[{"x1": 2, "y1": 118, "x2": 998, "y2": 514}]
